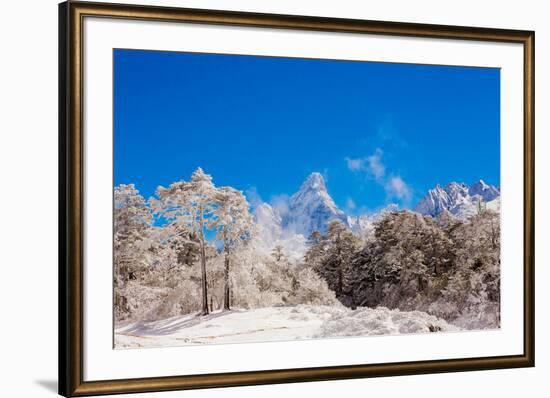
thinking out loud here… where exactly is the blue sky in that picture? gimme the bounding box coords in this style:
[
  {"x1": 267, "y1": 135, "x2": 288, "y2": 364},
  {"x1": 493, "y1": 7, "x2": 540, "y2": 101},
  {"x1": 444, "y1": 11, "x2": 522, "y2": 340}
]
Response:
[{"x1": 114, "y1": 49, "x2": 500, "y2": 213}]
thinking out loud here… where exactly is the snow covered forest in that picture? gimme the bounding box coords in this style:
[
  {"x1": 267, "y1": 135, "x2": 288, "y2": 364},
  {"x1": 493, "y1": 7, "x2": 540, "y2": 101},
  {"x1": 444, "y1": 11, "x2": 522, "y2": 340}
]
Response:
[{"x1": 114, "y1": 168, "x2": 500, "y2": 348}]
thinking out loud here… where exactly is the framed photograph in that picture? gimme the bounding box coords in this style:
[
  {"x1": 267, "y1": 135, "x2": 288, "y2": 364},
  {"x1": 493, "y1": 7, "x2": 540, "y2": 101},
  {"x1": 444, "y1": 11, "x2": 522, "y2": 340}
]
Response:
[{"x1": 59, "y1": 1, "x2": 535, "y2": 396}]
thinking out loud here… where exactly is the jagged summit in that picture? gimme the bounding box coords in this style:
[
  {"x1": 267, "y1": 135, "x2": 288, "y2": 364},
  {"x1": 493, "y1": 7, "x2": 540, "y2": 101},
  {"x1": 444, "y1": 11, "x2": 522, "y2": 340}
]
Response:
[
  {"x1": 415, "y1": 180, "x2": 500, "y2": 219},
  {"x1": 254, "y1": 173, "x2": 500, "y2": 243},
  {"x1": 255, "y1": 172, "x2": 399, "y2": 238},
  {"x1": 300, "y1": 172, "x2": 327, "y2": 191},
  {"x1": 290, "y1": 173, "x2": 337, "y2": 211},
  {"x1": 469, "y1": 179, "x2": 500, "y2": 202},
  {"x1": 285, "y1": 173, "x2": 347, "y2": 236}
]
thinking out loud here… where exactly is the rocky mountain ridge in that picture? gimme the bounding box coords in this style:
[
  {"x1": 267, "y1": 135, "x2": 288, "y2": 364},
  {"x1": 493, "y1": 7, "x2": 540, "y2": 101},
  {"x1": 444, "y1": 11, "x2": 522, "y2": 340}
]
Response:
[{"x1": 251, "y1": 173, "x2": 500, "y2": 253}]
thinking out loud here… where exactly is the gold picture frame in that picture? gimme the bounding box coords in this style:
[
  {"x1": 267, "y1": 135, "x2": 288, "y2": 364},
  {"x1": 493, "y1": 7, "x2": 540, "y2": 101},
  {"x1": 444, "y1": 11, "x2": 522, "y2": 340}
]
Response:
[{"x1": 59, "y1": 1, "x2": 535, "y2": 396}]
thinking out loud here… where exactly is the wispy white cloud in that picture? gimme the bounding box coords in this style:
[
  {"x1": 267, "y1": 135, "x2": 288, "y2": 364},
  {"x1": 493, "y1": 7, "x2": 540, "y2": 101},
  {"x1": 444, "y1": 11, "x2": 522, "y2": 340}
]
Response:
[
  {"x1": 345, "y1": 157, "x2": 364, "y2": 172},
  {"x1": 345, "y1": 148, "x2": 412, "y2": 204},
  {"x1": 346, "y1": 149, "x2": 385, "y2": 181},
  {"x1": 385, "y1": 175, "x2": 412, "y2": 202},
  {"x1": 366, "y1": 149, "x2": 385, "y2": 181},
  {"x1": 245, "y1": 187, "x2": 293, "y2": 218}
]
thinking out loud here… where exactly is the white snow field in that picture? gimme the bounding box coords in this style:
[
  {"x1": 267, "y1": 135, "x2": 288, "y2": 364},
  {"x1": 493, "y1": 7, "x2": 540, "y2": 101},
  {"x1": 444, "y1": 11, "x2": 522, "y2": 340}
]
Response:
[{"x1": 115, "y1": 305, "x2": 458, "y2": 348}]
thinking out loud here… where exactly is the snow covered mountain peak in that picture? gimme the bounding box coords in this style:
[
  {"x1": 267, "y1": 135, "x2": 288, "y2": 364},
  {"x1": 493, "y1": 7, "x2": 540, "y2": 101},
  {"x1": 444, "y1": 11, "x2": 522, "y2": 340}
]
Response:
[
  {"x1": 253, "y1": 172, "x2": 500, "y2": 245},
  {"x1": 301, "y1": 172, "x2": 327, "y2": 191},
  {"x1": 255, "y1": 172, "x2": 394, "y2": 239},
  {"x1": 250, "y1": 173, "x2": 348, "y2": 262},
  {"x1": 469, "y1": 179, "x2": 500, "y2": 201},
  {"x1": 472, "y1": 179, "x2": 488, "y2": 188},
  {"x1": 290, "y1": 172, "x2": 333, "y2": 206},
  {"x1": 285, "y1": 173, "x2": 347, "y2": 236},
  {"x1": 415, "y1": 180, "x2": 500, "y2": 219}
]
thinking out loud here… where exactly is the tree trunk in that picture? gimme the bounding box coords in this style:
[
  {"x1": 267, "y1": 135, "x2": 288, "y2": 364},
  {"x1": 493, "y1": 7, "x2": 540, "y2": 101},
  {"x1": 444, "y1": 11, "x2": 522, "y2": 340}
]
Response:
[
  {"x1": 336, "y1": 232, "x2": 343, "y2": 296},
  {"x1": 223, "y1": 253, "x2": 231, "y2": 311},
  {"x1": 337, "y1": 267, "x2": 343, "y2": 296},
  {"x1": 199, "y1": 235, "x2": 209, "y2": 315},
  {"x1": 223, "y1": 231, "x2": 231, "y2": 311},
  {"x1": 119, "y1": 260, "x2": 129, "y2": 314},
  {"x1": 199, "y1": 207, "x2": 209, "y2": 316}
]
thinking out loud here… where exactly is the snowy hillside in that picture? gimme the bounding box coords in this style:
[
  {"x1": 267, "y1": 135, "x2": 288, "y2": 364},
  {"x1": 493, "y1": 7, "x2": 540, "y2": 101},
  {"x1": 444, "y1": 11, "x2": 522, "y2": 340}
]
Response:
[
  {"x1": 415, "y1": 180, "x2": 500, "y2": 219},
  {"x1": 115, "y1": 305, "x2": 458, "y2": 348}
]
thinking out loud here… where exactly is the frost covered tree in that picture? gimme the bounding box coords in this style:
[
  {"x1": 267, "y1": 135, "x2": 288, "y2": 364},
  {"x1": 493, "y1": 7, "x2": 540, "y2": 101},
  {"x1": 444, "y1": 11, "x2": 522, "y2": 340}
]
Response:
[
  {"x1": 152, "y1": 168, "x2": 218, "y2": 315},
  {"x1": 353, "y1": 211, "x2": 454, "y2": 310},
  {"x1": 165, "y1": 222, "x2": 200, "y2": 268},
  {"x1": 288, "y1": 268, "x2": 340, "y2": 306},
  {"x1": 113, "y1": 184, "x2": 152, "y2": 320},
  {"x1": 271, "y1": 245, "x2": 286, "y2": 263},
  {"x1": 438, "y1": 210, "x2": 501, "y2": 328},
  {"x1": 307, "y1": 220, "x2": 359, "y2": 305},
  {"x1": 304, "y1": 230, "x2": 324, "y2": 269},
  {"x1": 342, "y1": 209, "x2": 500, "y2": 329},
  {"x1": 214, "y1": 186, "x2": 254, "y2": 310}
]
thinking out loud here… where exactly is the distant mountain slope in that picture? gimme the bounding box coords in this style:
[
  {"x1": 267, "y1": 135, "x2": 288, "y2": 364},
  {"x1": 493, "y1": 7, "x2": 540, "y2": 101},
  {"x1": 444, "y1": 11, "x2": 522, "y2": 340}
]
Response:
[
  {"x1": 469, "y1": 180, "x2": 500, "y2": 201},
  {"x1": 252, "y1": 202, "x2": 307, "y2": 263},
  {"x1": 415, "y1": 180, "x2": 500, "y2": 219},
  {"x1": 251, "y1": 174, "x2": 500, "y2": 252},
  {"x1": 252, "y1": 173, "x2": 349, "y2": 261},
  {"x1": 282, "y1": 172, "x2": 349, "y2": 236}
]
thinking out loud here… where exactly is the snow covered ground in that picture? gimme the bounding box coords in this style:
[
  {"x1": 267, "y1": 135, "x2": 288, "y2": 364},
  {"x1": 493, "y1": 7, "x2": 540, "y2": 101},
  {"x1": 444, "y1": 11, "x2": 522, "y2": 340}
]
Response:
[{"x1": 115, "y1": 305, "x2": 458, "y2": 348}]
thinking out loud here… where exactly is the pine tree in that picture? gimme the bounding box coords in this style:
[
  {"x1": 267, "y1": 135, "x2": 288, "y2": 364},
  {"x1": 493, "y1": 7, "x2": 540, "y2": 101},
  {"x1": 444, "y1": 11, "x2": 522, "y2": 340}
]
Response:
[
  {"x1": 313, "y1": 220, "x2": 359, "y2": 303},
  {"x1": 152, "y1": 168, "x2": 218, "y2": 315},
  {"x1": 441, "y1": 209, "x2": 501, "y2": 327},
  {"x1": 304, "y1": 230, "x2": 324, "y2": 268},
  {"x1": 214, "y1": 186, "x2": 254, "y2": 310},
  {"x1": 113, "y1": 184, "x2": 152, "y2": 320}
]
